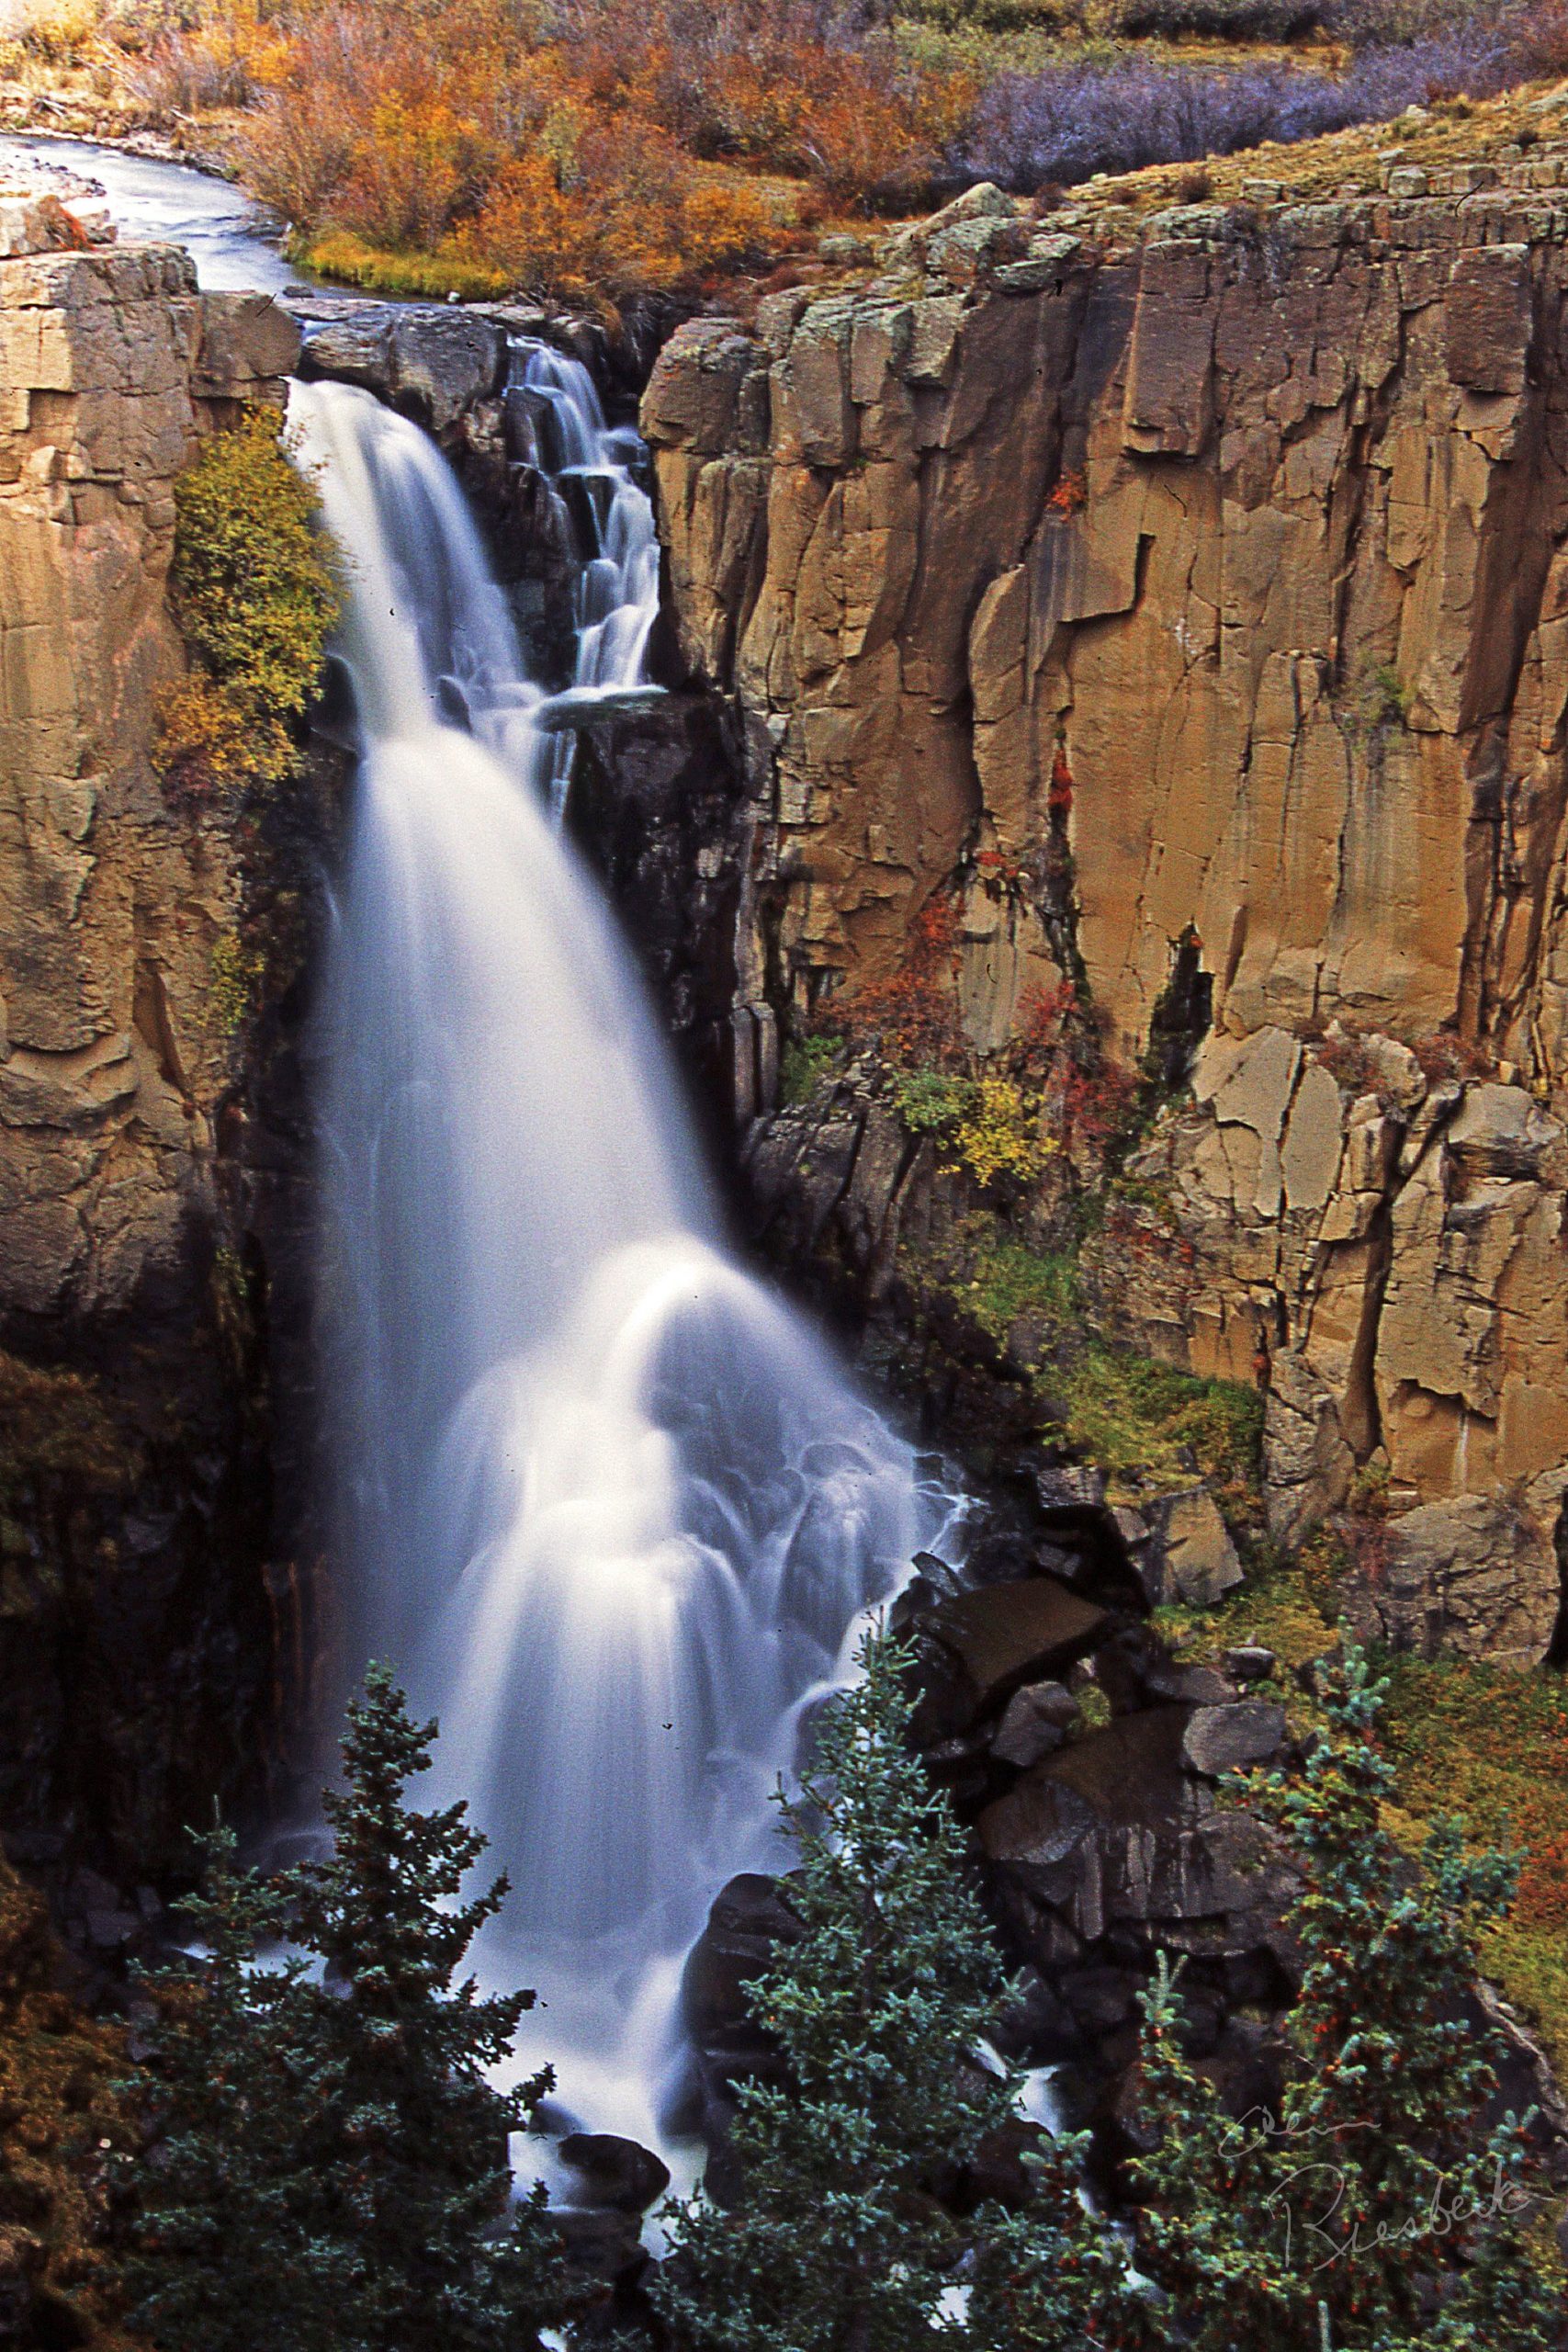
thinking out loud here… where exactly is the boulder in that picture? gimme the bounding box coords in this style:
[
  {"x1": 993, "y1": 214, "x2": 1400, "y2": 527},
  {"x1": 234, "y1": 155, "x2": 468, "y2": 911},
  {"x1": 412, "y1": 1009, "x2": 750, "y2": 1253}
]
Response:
[
  {"x1": 196, "y1": 290, "x2": 302, "y2": 401},
  {"x1": 1179, "y1": 1701, "x2": 1289, "y2": 1779},
  {"x1": 1094, "y1": 1623, "x2": 1235, "y2": 1713},
  {"x1": 0, "y1": 192, "x2": 80, "y2": 257},
  {"x1": 923, "y1": 1577, "x2": 1111, "y2": 1728},
  {"x1": 558, "y1": 2133, "x2": 671, "y2": 2215},
  {"x1": 1223, "y1": 1645, "x2": 1279, "y2": 1684},
  {"x1": 299, "y1": 309, "x2": 396, "y2": 393},
  {"x1": 681, "y1": 1872, "x2": 800, "y2": 2054},
  {"x1": 1130, "y1": 1488, "x2": 1244, "y2": 1609},
  {"x1": 1367, "y1": 1496, "x2": 1562, "y2": 1667},
  {"x1": 990, "y1": 1679, "x2": 1080, "y2": 1768},
  {"x1": 389, "y1": 311, "x2": 506, "y2": 431},
  {"x1": 982, "y1": 1709, "x2": 1299, "y2": 1947},
  {"x1": 978, "y1": 1770, "x2": 1100, "y2": 1896}
]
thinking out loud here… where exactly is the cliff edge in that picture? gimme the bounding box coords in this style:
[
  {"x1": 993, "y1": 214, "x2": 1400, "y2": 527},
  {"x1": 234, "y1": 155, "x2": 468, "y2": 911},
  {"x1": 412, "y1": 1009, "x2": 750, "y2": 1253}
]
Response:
[{"x1": 644, "y1": 158, "x2": 1568, "y2": 1660}]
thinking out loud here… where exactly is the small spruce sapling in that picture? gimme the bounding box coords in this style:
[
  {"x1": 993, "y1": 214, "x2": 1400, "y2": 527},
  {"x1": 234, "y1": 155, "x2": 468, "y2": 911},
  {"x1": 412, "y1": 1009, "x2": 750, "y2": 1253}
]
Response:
[
  {"x1": 125, "y1": 1666, "x2": 565, "y2": 2352},
  {"x1": 1121, "y1": 1646, "x2": 1561, "y2": 2352},
  {"x1": 652, "y1": 1623, "x2": 1124, "y2": 2352}
]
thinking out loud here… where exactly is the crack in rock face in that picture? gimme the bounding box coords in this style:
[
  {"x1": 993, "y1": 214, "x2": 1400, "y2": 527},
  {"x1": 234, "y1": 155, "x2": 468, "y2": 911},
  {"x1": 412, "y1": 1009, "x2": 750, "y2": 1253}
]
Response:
[{"x1": 646, "y1": 183, "x2": 1568, "y2": 1668}]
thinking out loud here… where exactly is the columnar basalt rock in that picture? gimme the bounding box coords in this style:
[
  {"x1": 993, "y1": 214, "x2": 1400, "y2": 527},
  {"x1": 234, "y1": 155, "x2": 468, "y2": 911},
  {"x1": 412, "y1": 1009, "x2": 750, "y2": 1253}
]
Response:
[
  {"x1": 0, "y1": 223, "x2": 315, "y2": 1871},
  {"x1": 0, "y1": 236, "x2": 299, "y2": 1327},
  {"x1": 644, "y1": 176, "x2": 1568, "y2": 1661}
]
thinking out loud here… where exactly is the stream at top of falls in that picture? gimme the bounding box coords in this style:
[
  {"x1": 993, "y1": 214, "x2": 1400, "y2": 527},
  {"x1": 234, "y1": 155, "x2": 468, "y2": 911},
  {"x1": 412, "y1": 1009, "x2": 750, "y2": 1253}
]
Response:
[
  {"x1": 0, "y1": 132, "x2": 300, "y2": 293},
  {"x1": 290, "y1": 356, "x2": 965, "y2": 2167}
]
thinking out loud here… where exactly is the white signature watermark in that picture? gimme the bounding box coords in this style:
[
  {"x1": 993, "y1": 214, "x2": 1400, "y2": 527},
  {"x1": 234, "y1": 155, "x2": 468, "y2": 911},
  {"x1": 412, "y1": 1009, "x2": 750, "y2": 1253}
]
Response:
[{"x1": 1216, "y1": 2108, "x2": 1551, "y2": 2272}]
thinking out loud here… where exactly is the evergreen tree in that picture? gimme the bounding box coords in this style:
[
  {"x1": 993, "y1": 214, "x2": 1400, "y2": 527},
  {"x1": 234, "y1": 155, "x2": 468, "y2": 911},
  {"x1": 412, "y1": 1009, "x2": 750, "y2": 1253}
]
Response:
[
  {"x1": 1118, "y1": 1647, "x2": 1561, "y2": 2352},
  {"x1": 651, "y1": 1623, "x2": 1125, "y2": 2352},
  {"x1": 119, "y1": 1827, "x2": 355, "y2": 2352},
  {"x1": 124, "y1": 1667, "x2": 564, "y2": 2352}
]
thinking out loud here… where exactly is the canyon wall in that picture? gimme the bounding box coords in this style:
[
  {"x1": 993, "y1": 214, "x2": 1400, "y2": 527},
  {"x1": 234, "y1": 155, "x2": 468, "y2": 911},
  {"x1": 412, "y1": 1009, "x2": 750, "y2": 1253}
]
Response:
[
  {"x1": 0, "y1": 210, "x2": 317, "y2": 1884},
  {"x1": 644, "y1": 173, "x2": 1568, "y2": 1659}
]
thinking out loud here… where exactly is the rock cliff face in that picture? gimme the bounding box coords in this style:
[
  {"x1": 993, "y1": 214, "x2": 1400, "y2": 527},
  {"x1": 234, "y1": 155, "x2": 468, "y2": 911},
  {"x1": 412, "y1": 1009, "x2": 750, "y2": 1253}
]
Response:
[
  {"x1": 0, "y1": 222, "x2": 320, "y2": 1879},
  {"x1": 643, "y1": 175, "x2": 1568, "y2": 1658}
]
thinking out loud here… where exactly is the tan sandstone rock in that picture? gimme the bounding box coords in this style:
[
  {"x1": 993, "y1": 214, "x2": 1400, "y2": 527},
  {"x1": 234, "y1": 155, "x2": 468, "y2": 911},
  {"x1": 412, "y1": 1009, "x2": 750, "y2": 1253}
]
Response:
[
  {"x1": 649, "y1": 188, "x2": 1568, "y2": 1660},
  {"x1": 0, "y1": 242, "x2": 295, "y2": 1323}
]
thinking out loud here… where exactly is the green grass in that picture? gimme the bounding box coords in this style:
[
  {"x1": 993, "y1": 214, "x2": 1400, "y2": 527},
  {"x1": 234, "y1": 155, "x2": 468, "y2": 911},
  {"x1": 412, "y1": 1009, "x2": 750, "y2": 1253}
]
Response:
[
  {"x1": 901, "y1": 1227, "x2": 1081, "y2": 1362},
  {"x1": 963, "y1": 1238, "x2": 1080, "y2": 1345},
  {"x1": 297, "y1": 231, "x2": 511, "y2": 302},
  {"x1": 780, "y1": 1032, "x2": 847, "y2": 1107},
  {"x1": 1378, "y1": 1655, "x2": 1568, "y2": 2077},
  {"x1": 1057, "y1": 1346, "x2": 1265, "y2": 1507},
  {"x1": 1152, "y1": 1539, "x2": 1340, "y2": 1670}
]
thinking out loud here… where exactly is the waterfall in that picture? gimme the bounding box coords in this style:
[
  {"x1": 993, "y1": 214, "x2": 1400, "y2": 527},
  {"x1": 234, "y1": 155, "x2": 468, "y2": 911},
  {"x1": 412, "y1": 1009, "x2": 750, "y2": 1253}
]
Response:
[{"x1": 292, "y1": 356, "x2": 959, "y2": 2151}]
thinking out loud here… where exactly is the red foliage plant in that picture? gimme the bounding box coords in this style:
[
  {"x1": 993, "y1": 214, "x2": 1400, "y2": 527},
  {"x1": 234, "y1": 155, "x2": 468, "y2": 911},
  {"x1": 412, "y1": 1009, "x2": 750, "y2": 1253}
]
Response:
[
  {"x1": 1517, "y1": 1828, "x2": 1568, "y2": 1929},
  {"x1": 848, "y1": 893, "x2": 964, "y2": 1068}
]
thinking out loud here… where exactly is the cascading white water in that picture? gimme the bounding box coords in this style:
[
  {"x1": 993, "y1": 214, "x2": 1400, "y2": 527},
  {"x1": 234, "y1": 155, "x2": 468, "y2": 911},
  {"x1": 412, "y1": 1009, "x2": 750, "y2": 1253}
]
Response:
[
  {"x1": 294, "y1": 356, "x2": 959, "y2": 2150},
  {"x1": 507, "y1": 342, "x2": 662, "y2": 815}
]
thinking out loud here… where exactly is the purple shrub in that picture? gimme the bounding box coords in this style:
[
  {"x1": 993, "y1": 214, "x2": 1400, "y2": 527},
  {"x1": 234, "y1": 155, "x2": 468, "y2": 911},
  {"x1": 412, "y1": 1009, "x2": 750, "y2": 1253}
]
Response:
[{"x1": 954, "y1": 26, "x2": 1524, "y2": 195}]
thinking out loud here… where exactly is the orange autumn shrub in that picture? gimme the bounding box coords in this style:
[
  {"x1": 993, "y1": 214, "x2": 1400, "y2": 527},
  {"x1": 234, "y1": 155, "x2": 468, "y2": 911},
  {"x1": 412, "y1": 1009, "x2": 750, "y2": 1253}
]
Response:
[
  {"x1": 229, "y1": 0, "x2": 966, "y2": 297},
  {"x1": 457, "y1": 116, "x2": 780, "y2": 303},
  {"x1": 556, "y1": 0, "x2": 964, "y2": 208}
]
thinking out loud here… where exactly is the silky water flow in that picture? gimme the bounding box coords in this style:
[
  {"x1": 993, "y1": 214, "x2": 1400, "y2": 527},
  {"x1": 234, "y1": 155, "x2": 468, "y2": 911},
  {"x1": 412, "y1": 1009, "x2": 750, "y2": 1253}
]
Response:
[{"x1": 291, "y1": 358, "x2": 962, "y2": 2163}]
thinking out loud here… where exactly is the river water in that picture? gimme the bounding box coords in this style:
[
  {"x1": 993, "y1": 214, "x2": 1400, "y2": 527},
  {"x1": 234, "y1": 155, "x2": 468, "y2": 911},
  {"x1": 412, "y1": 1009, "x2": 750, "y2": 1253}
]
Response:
[{"x1": 0, "y1": 130, "x2": 298, "y2": 292}]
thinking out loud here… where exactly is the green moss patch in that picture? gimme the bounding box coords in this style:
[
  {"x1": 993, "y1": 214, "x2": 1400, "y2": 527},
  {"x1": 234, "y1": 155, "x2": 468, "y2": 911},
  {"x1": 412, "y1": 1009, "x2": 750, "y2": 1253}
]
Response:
[
  {"x1": 779, "y1": 1031, "x2": 847, "y2": 1107},
  {"x1": 157, "y1": 409, "x2": 340, "y2": 801},
  {"x1": 1056, "y1": 1346, "x2": 1264, "y2": 1512}
]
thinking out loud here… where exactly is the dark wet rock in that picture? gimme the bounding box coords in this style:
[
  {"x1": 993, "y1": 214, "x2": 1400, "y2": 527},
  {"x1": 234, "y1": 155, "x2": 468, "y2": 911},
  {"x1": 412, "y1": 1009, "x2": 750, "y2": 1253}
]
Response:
[
  {"x1": 921, "y1": 1578, "x2": 1111, "y2": 1733},
  {"x1": 979, "y1": 1771, "x2": 1100, "y2": 1895},
  {"x1": 1058, "y1": 1962, "x2": 1143, "y2": 2038},
  {"x1": 1034, "y1": 1463, "x2": 1107, "y2": 1519},
  {"x1": 559, "y1": 2133, "x2": 671, "y2": 2215},
  {"x1": 991, "y1": 1962, "x2": 1078, "y2": 2062},
  {"x1": 550, "y1": 2204, "x2": 649, "y2": 2285},
  {"x1": 1094, "y1": 1623, "x2": 1235, "y2": 1714},
  {"x1": 982, "y1": 1708, "x2": 1299, "y2": 1949},
  {"x1": 1103, "y1": 2006, "x2": 1290, "y2": 2162},
  {"x1": 1037, "y1": 1709, "x2": 1191, "y2": 1832},
  {"x1": 1170, "y1": 1981, "x2": 1227, "y2": 2058},
  {"x1": 888, "y1": 1553, "x2": 964, "y2": 1633},
  {"x1": 1224, "y1": 1645, "x2": 1280, "y2": 1684},
  {"x1": 953, "y1": 2115, "x2": 1049, "y2": 2211},
  {"x1": 567, "y1": 691, "x2": 749, "y2": 1128},
  {"x1": 961, "y1": 1527, "x2": 1082, "y2": 1587},
  {"x1": 990, "y1": 1679, "x2": 1080, "y2": 1768},
  {"x1": 682, "y1": 1872, "x2": 800, "y2": 2065},
  {"x1": 1180, "y1": 1702, "x2": 1289, "y2": 1780}
]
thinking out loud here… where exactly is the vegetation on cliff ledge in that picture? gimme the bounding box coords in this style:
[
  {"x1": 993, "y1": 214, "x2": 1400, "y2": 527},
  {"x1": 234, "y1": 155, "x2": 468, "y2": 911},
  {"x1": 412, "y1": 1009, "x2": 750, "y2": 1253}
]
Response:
[
  {"x1": 154, "y1": 408, "x2": 339, "y2": 803},
  {"x1": 20, "y1": 0, "x2": 1568, "y2": 306},
  {"x1": 1156, "y1": 1554, "x2": 1568, "y2": 2091}
]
